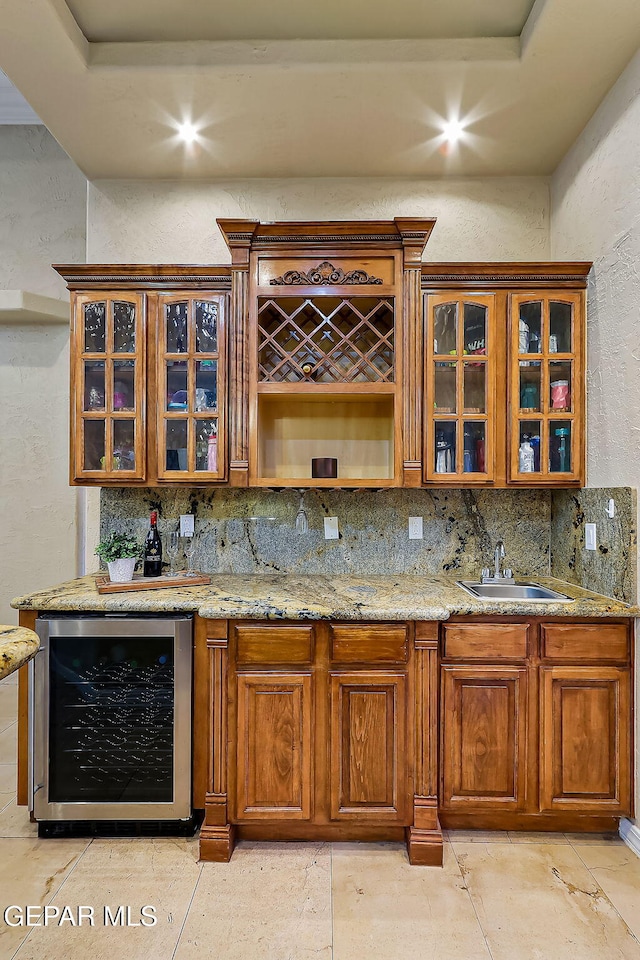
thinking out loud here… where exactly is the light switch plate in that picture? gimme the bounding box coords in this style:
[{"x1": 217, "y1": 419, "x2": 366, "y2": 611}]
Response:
[
  {"x1": 585, "y1": 523, "x2": 597, "y2": 550},
  {"x1": 180, "y1": 514, "x2": 195, "y2": 537},
  {"x1": 408, "y1": 516, "x2": 423, "y2": 540},
  {"x1": 324, "y1": 517, "x2": 339, "y2": 540}
]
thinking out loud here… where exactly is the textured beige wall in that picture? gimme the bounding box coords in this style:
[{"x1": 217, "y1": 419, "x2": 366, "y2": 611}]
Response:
[
  {"x1": 87, "y1": 177, "x2": 550, "y2": 262},
  {"x1": 551, "y1": 50, "x2": 640, "y2": 832},
  {"x1": 0, "y1": 126, "x2": 86, "y2": 299},
  {"x1": 0, "y1": 126, "x2": 86, "y2": 624},
  {"x1": 551, "y1": 50, "x2": 640, "y2": 490}
]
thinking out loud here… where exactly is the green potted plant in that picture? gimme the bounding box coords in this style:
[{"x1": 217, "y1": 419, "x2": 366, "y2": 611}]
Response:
[{"x1": 95, "y1": 532, "x2": 143, "y2": 583}]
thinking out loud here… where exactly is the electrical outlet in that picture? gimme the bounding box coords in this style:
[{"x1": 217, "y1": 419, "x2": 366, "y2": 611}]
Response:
[
  {"x1": 324, "y1": 517, "x2": 339, "y2": 540},
  {"x1": 179, "y1": 514, "x2": 195, "y2": 537},
  {"x1": 585, "y1": 523, "x2": 597, "y2": 551},
  {"x1": 408, "y1": 516, "x2": 423, "y2": 540}
]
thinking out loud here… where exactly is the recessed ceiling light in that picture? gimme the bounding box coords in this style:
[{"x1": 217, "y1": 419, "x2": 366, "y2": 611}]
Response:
[
  {"x1": 177, "y1": 121, "x2": 198, "y2": 144},
  {"x1": 442, "y1": 118, "x2": 465, "y2": 143}
]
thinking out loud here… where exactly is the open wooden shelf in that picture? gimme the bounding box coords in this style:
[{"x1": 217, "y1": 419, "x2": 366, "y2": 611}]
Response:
[{"x1": 255, "y1": 393, "x2": 396, "y2": 485}]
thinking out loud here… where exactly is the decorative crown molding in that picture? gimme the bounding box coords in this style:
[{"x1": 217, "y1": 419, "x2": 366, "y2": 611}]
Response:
[
  {"x1": 257, "y1": 234, "x2": 398, "y2": 244},
  {"x1": 271, "y1": 261, "x2": 383, "y2": 286},
  {"x1": 421, "y1": 274, "x2": 583, "y2": 284},
  {"x1": 61, "y1": 274, "x2": 231, "y2": 285}
]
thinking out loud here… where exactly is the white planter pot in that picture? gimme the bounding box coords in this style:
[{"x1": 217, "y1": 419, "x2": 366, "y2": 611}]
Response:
[{"x1": 107, "y1": 558, "x2": 137, "y2": 583}]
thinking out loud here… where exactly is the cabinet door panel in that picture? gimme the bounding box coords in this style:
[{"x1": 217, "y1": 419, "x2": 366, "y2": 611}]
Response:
[
  {"x1": 539, "y1": 666, "x2": 631, "y2": 813},
  {"x1": 441, "y1": 666, "x2": 528, "y2": 811},
  {"x1": 235, "y1": 673, "x2": 312, "y2": 820},
  {"x1": 330, "y1": 673, "x2": 408, "y2": 821},
  {"x1": 424, "y1": 294, "x2": 496, "y2": 484},
  {"x1": 508, "y1": 291, "x2": 584, "y2": 484},
  {"x1": 72, "y1": 293, "x2": 146, "y2": 481},
  {"x1": 156, "y1": 293, "x2": 227, "y2": 481}
]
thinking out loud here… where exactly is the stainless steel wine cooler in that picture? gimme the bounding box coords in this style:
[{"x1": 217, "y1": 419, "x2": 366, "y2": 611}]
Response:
[{"x1": 30, "y1": 614, "x2": 192, "y2": 824}]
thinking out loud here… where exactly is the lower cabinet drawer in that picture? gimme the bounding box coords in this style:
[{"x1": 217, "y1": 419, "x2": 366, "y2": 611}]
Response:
[
  {"x1": 234, "y1": 624, "x2": 314, "y2": 664},
  {"x1": 541, "y1": 623, "x2": 630, "y2": 662},
  {"x1": 443, "y1": 623, "x2": 529, "y2": 660},
  {"x1": 329, "y1": 624, "x2": 408, "y2": 663}
]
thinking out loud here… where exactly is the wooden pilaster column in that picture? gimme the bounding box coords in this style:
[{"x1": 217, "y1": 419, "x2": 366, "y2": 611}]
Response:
[
  {"x1": 406, "y1": 620, "x2": 443, "y2": 866},
  {"x1": 216, "y1": 219, "x2": 258, "y2": 486},
  {"x1": 395, "y1": 218, "x2": 436, "y2": 487},
  {"x1": 199, "y1": 620, "x2": 235, "y2": 862}
]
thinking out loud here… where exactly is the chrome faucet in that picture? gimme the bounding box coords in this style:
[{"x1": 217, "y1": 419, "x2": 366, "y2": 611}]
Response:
[{"x1": 481, "y1": 540, "x2": 515, "y2": 583}]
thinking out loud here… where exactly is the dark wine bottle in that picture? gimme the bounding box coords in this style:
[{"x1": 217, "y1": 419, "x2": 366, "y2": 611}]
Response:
[{"x1": 143, "y1": 510, "x2": 163, "y2": 577}]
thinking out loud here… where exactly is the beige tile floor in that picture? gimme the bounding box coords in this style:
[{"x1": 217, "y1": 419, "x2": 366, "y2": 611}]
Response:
[{"x1": 0, "y1": 676, "x2": 639, "y2": 960}]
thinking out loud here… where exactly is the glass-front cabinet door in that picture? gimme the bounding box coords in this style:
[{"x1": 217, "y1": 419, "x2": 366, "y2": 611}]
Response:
[
  {"x1": 425, "y1": 295, "x2": 495, "y2": 483},
  {"x1": 157, "y1": 294, "x2": 226, "y2": 481},
  {"x1": 509, "y1": 292, "x2": 583, "y2": 483},
  {"x1": 73, "y1": 293, "x2": 145, "y2": 481}
]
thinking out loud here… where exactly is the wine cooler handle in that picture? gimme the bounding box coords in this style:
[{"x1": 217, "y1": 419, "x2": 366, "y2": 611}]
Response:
[{"x1": 29, "y1": 638, "x2": 48, "y2": 816}]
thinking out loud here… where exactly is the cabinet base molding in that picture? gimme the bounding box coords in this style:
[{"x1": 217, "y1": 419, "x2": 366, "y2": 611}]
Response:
[
  {"x1": 199, "y1": 824, "x2": 236, "y2": 862},
  {"x1": 406, "y1": 825, "x2": 444, "y2": 866},
  {"x1": 234, "y1": 823, "x2": 406, "y2": 843},
  {"x1": 440, "y1": 812, "x2": 620, "y2": 833}
]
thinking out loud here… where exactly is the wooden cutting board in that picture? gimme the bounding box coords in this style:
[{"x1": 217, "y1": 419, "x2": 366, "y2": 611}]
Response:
[{"x1": 95, "y1": 572, "x2": 211, "y2": 594}]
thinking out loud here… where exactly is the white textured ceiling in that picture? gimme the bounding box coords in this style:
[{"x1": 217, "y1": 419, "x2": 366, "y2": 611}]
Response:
[{"x1": 0, "y1": 0, "x2": 638, "y2": 179}]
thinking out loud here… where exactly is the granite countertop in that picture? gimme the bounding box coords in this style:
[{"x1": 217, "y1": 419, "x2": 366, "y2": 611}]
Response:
[
  {"x1": 10, "y1": 573, "x2": 638, "y2": 620},
  {"x1": 0, "y1": 625, "x2": 40, "y2": 679}
]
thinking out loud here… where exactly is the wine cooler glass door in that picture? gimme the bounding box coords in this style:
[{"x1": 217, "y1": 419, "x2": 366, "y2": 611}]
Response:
[{"x1": 32, "y1": 617, "x2": 192, "y2": 821}]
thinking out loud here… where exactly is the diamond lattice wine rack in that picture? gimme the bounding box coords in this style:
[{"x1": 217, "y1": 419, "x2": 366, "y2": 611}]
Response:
[{"x1": 257, "y1": 297, "x2": 394, "y2": 384}]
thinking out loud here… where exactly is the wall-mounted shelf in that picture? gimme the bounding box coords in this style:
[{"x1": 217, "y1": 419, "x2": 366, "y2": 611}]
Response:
[{"x1": 0, "y1": 291, "x2": 69, "y2": 324}]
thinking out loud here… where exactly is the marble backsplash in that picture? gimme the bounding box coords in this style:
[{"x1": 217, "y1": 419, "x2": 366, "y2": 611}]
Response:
[
  {"x1": 550, "y1": 487, "x2": 637, "y2": 604},
  {"x1": 100, "y1": 488, "x2": 552, "y2": 579}
]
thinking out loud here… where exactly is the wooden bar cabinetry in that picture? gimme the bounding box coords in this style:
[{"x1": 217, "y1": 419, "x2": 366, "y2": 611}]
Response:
[
  {"x1": 56, "y1": 265, "x2": 231, "y2": 485},
  {"x1": 217, "y1": 218, "x2": 436, "y2": 488},
  {"x1": 195, "y1": 613, "x2": 632, "y2": 865},
  {"x1": 440, "y1": 617, "x2": 633, "y2": 831},
  {"x1": 198, "y1": 619, "x2": 440, "y2": 865},
  {"x1": 17, "y1": 609, "x2": 632, "y2": 862},
  {"x1": 58, "y1": 228, "x2": 590, "y2": 489},
  {"x1": 422, "y1": 263, "x2": 590, "y2": 486}
]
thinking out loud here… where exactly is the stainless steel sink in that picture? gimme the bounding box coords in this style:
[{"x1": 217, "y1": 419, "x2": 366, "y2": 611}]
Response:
[{"x1": 457, "y1": 581, "x2": 574, "y2": 602}]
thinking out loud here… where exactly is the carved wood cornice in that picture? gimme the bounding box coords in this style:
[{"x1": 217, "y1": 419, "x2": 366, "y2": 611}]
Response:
[
  {"x1": 63, "y1": 274, "x2": 231, "y2": 285},
  {"x1": 421, "y1": 274, "x2": 586, "y2": 284},
  {"x1": 270, "y1": 261, "x2": 383, "y2": 286},
  {"x1": 421, "y1": 262, "x2": 592, "y2": 288},
  {"x1": 256, "y1": 233, "x2": 398, "y2": 244},
  {"x1": 53, "y1": 264, "x2": 232, "y2": 290}
]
